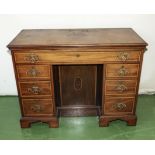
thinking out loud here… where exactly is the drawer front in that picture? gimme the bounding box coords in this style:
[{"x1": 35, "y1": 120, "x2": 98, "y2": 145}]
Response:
[
  {"x1": 19, "y1": 81, "x2": 53, "y2": 97},
  {"x1": 21, "y1": 99, "x2": 54, "y2": 116},
  {"x1": 16, "y1": 65, "x2": 51, "y2": 79},
  {"x1": 106, "y1": 64, "x2": 139, "y2": 78},
  {"x1": 104, "y1": 97, "x2": 135, "y2": 114},
  {"x1": 13, "y1": 51, "x2": 141, "y2": 64},
  {"x1": 105, "y1": 80, "x2": 137, "y2": 95}
]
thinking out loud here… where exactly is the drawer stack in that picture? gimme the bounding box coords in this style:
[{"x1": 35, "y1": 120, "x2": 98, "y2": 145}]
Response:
[
  {"x1": 14, "y1": 52, "x2": 55, "y2": 118},
  {"x1": 104, "y1": 51, "x2": 141, "y2": 116}
]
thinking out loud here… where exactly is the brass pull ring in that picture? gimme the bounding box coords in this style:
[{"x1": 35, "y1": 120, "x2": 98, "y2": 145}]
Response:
[
  {"x1": 25, "y1": 53, "x2": 39, "y2": 63},
  {"x1": 26, "y1": 67, "x2": 40, "y2": 77},
  {"x1": 28, "y1": 86, "x2": 41, "y2": 94},
  {"x1": 118, "y1": 66, "x2": 129, "y2": 76},
  {"x1": 115, "y1": 83, "x2": 127, "y2": 92},
  {"x1": 113, "y1": 103, "x2": 127, "y2": 111},
  {"x1": 117, "y1": 52, "x2": 129, "y2": 61},
  {"x1": 31, "y1": 104, "x2": 43, "y2": 112}
]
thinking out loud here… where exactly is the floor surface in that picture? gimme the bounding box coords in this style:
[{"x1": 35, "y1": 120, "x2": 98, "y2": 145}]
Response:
[{"x1": 0, "y1": 95, "x2": 155, "y2": 140}]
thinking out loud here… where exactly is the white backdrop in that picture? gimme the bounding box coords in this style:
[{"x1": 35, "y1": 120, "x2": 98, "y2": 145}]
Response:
[{"x1": 0, "y1": 14, "x2": 155, "y2": 95}]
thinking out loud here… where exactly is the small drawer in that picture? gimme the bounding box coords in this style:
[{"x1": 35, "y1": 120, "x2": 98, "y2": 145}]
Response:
[
  {"x1": 106, "y1": 64, "x2": 139, "y2": 78},
  {"x1": 19, "y1": 81, "x2": 54, "y2": 97},
  {"x1": 16, "y1": 65, "x2": 51, "y2": 79},
  {"x1": 105, "y1": 80, "x2": 137, "y2": 96},
  {"x1": 13, "y1": 50, "x2": 141, "y2": 64},
  {"x1": 21, "y1": 99, "x2": 54, "y2": 116},
  {"x1": 104, "y1": 97, "x2": 135, "y2": 114}
]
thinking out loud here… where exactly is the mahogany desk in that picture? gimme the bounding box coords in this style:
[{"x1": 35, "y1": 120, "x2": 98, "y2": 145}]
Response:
[{"x1": 7, "y1": 28, "x2": 147, "y2": 128}]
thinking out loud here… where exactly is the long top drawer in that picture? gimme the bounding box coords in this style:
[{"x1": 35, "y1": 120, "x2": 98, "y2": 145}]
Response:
[{"x1": 13, "y1": 50, "x2": 141, "y2": 64}]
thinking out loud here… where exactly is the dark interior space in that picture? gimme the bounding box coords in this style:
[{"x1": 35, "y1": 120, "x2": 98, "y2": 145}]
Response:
[{"x1": 53, "y1": 65, "x2": 103, "y2": 116}]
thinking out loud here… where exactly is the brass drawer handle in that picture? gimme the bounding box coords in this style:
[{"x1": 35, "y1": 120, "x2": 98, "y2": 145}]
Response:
[
  {"x1": 26, "y1": 67, "x2": 40, "y2": 77},
  {"x1": 118, "y1": 66, "x2": 129, "y2": 76},
  {"x1": 115, "y1": 83, "x2": 127, "y2": 92},
  {"x1": 113, "y1": 103, "x2": 127, "y2": 111},
  {"x1": 117, "y1": 52, "x2": 129, "y2": 61},
  {"x1": 31, "y1": 104, "x2": 43, "y2": 112},
  {"x1": 28, "y1": 86, "x2": 42, "y2": 94},
  {"x1": 25, "y1": 53, "x2": 39, "y2": 63}
]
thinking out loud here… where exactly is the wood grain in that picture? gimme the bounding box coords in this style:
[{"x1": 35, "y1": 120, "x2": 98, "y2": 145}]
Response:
[
  {"x1": 13, "y1": 50, "x2": 141, "y2": 64},
  {"x1": 7, "y1": 28, "x2": 147, "y2": 49},
  {"x1": 104, "y1": 97, "x2": 135, "y2": 114},
  {"x1": 21, "y1": 99, "x2": 54, "y2": 116},
  {"x1": 105, "y1": 80, "x2": 137, "y2": 96},
  {"x1": 16, "y1": 65, "x2": 51, "y2": 80},
  {"x1": 106, "y1": 64, "x2": 139, "y2": 78},
  {"x1": 59, "y1": 65, "x2": 97, "y2": 106},
  {"x1": 19, "y1": 81, "x2": 54, "y2": 97}
]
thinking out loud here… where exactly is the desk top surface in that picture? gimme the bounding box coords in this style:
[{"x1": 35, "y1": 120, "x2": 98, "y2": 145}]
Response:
[{"x1": 8, "y1": 28, "x2": 147, "y2": 49}]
